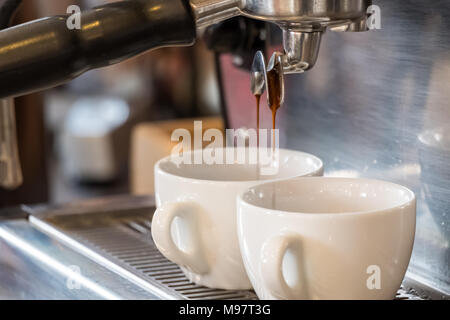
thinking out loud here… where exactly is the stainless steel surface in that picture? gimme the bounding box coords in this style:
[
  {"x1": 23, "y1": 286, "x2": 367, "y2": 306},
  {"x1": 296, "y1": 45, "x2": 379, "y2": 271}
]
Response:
[
  {"x1": 26, "y1": 196, "x2": 256, "y2": 300},
  {"x1": 251, "y1": 51, "x2": 267, "y2": 96},
  {"x1": 0, "y1": 98, "x2": 22, "y2": 189},
  {"x1": 223, "y1": 0, "x2": 450, "y2": 296},
  {"x1": 0, "y1": 219, "x2": 157, "y2": 299}
]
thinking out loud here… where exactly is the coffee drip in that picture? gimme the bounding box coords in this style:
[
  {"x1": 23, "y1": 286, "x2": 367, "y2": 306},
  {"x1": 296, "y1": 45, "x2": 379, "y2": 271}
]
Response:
[
  {"x1": 251, "y1": 51, "x2": 284, "y2": 152},
  {"x1": 254, "y1": 94, "x2": 261, "y2": 148},
  {"x1": 250, "y1": 51, "x2": 284, "y2": 181},
  {"x1": 266, "y1": 66, "x2": 282, "y2": 151}
]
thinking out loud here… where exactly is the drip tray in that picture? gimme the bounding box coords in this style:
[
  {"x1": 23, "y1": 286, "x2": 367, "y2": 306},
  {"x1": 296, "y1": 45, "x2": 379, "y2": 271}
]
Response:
[
  {"x1": 26, "y1": 195, "x2": 422, "y2": 300},
  {"x1": 28, "y1": 196, "x2": 256, "y2": 300}
]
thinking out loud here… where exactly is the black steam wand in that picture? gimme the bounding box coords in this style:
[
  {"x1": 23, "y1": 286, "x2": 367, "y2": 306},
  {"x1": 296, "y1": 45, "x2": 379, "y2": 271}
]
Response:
[{"x1": 0, "y1": 0, "x2": 196, "y2": 99}]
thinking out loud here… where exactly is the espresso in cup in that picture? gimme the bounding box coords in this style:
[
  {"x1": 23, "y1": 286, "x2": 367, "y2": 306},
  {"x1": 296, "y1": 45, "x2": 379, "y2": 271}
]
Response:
[
  {"x1": 237, "y1": 177, "x2": 416, "y2": 299},
  {"x1": 151, "y1": 148, "x2": 323, "y2": 290}
]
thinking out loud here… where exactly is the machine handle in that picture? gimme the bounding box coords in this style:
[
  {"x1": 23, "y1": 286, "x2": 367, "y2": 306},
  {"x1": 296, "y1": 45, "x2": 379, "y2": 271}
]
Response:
[{"x1": 0, "y1": 0, "x2": 196, "y2": 99}]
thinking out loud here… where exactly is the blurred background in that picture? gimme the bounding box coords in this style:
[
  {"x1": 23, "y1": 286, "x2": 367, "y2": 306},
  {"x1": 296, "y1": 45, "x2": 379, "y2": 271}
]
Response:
[{"x1": 0, "y1": 0, "x2": 223, "y2": 206}]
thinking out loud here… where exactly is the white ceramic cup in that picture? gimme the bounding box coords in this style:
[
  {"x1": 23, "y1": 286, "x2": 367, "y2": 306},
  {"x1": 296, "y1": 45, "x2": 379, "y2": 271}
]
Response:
[
  {"x1": 151, "y1": 148, "x2": 323, "y2": 290},
  {"x1": 237, "y1": 177, "x2": 416, "y2": 299}
]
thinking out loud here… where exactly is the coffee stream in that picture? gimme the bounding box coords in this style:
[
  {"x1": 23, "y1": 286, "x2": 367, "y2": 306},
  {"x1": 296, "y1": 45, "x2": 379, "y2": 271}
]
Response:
[
  {"x1": 266, "y1": 66, "x2": 282, "y2": 153},
  {"x1": 253, "y1": 66, "x2": 282, "y2": 152},
  {"x1": 265, "y1": 67, "x2": 281, "y2": 208},
  {"x1": 255, "y1": 94, "x2": 261, "y2": 149},
  {"x1": 254, "y1": 94, "x2": 261, "y2": 180},
  {"x1": 253, "y1": 64, "x2": 282, "y2": 180}
]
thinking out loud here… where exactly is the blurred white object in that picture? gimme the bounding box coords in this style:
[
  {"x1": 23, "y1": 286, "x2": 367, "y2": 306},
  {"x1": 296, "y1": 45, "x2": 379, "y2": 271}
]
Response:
[
  {"x1": 130, "y1": 117, "x2": 224, "y2": 195},
  {"x1": 60, "y1": 96, "x2": 130, "y2": 182}
]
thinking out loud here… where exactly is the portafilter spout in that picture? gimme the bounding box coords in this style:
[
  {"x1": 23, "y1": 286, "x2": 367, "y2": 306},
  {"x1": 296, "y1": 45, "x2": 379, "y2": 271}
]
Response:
[
  {"x1": 250, "y1": 51, "x2": 267, "y2": 96},
  {"x1": 193, "y1": 0, "x2": 372, "y2": 73},
  {"x1": 251, "y1": 50, "x2": 285, "y2": 112},
  {"x1": 281, "y1": 30, "x2": 322, "y2": 73}
]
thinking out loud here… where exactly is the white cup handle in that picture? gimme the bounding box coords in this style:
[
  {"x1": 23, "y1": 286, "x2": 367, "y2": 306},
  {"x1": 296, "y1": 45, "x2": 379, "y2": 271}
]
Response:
[
  {"x1": 260, "y1": 234, "x2": 301, "y2": 299},
  {"x1": 151, "y1": 202, "x2": 209, "y2": 274}
]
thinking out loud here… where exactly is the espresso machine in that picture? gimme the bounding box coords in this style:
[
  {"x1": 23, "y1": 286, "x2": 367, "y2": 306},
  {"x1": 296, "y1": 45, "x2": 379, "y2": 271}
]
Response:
[{"x1": 0, "y1": 0, "x2": 448, "y2": 299}]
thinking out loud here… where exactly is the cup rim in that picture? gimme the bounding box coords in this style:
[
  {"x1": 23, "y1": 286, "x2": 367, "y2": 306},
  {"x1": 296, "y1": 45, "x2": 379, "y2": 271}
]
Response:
[
  {"x1": 154, "y1": 147, "x2": 324, "y2": 185},
  {"x1": 238, "y1": 177, "x2": 416, "y2": 217}
]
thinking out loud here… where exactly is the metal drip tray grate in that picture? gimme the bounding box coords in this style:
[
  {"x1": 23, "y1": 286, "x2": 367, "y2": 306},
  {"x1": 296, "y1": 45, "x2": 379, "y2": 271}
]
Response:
[
  {"x1": 28, "y1": 199, "x2": 256, "y2": 300},
  {"x1": 27, "y1": 196, "x2": 422, "y2": 300}
]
